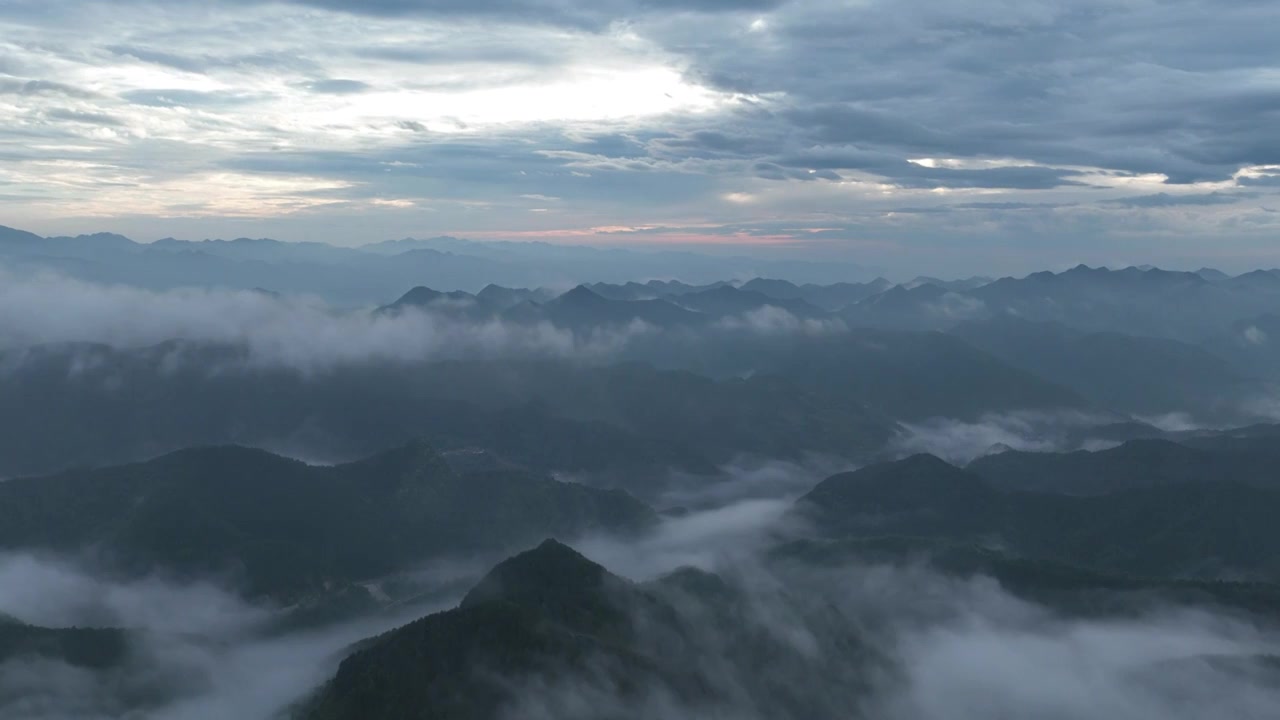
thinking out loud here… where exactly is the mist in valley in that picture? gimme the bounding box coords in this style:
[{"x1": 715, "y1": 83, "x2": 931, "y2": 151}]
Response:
[{"x1": 4, "y1": 0, "x2": 1280, "y2": 710}]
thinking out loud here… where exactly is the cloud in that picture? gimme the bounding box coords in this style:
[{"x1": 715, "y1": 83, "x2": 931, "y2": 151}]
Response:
[
  {"x1": 0, "y1": 79, "x2": 97, "y2": 98},
  {"x1": 264, "y1": 0, "x2": 784, "y2": 28},
  {"x1": 1239, "y1": 172, "x2": 1280, "y2": 188},
  {"x1": 1239, "y1": 389, "x2": 1280, "y2": 422},
  {"x1": 42, "y1": 108, "x2": 126, "y2": 127},
  {"x1": 870, "y1": 599, "x2": 1280, "y2": 720},
  {"x1": 654, "y1": 454, "x2": 855, "y2": 511},
  {"x1": 0, "y1": 551, "x2": 461, "y2": 720},
  {"x1": 1243, "y1": 325, "x2": 1268, "y2": 345},
  {"x1": 0, "y1": 268, "x2": 892, "y2": 373},
  {"x1": 496, "y1": 546, "x2": 1280, "y2": 720},
  {"x1": 3, "y1": 0, "x2": 1280, "y2": 276},
  {"x1": 4, "y1": 435, "x2": 1279, "y2": 718},
  {"x1": 926, "y1": 292, "x2": 987, "y2": 320},
  {"x1": 565, "y1": 455, "x2": 857, "y2": 580},
  {"x1": 1135, "y1": 412, "x2": 1205, "y2": 433},
  {"x1": 0, "y1": 268, "x2": 654, "y2": 372},
  {"x1": 573, "y1": 497, "x2": 796, "y2": 582},
  {"x1": 891, "y1": 410, "x2": 1123, "y2": 465},
  {"x1": 1109, "y1": 192, "x2": 1246, "y2": 208},
  {"x1": 714, "y1": 305, "x2": 846, "y2": 336},
  {"x1": 0, "y1": 553, "x2": 269, "y2": 636},
  {"x1": 120, "y1": 88, "x2": 269, "y2": 108},
  {"x1": 303, "y1": 78, "x2": 372, "y2": 95}
]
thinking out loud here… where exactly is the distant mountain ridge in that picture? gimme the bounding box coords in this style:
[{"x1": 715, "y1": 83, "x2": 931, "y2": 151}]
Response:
[
  {"x1": 7, "y1": 224, "x2": 1278, "y2": 321},
  {"x1": 840, "y1": 264, "x2": 1280, "y2": 342},
  {"x1": 0, "y1": 224, "x2": 877, "y2": 304}
]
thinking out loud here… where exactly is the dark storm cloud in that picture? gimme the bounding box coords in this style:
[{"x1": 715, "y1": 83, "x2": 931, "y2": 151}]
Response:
[
  {"x1": 3, "y1": 0, "x2": 1280, "y2": 274},
  {"x1": 770, "y1": 146, "x2": 1084, "y2": 190},
  {"x1": 565, "y1": 133, "x2": 653, "y2": 159},
  {"x1": 783, "y1": 105, "x2": 952, "y2": 152},
  {"x1": 752, "y1": 162, "x2": 839, "y2": 182},
  {"x1": 654, "y1": 129, "x2": 784, "y2": 159},
  {"x1": 638, "y1": 0, "x2": 1280, "y2": 185}
]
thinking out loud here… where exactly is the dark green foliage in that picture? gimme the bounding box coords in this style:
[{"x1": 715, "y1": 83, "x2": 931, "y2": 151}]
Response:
[
  {"x1": 768, "y1": 331, "x2": 1089, "y2": 421},
  {"x1": 0, "y1": 345, "x2": 894, "y2": 480},
  {"x1": 1204, "y1": 314, "x2": 1280, "y2": 380},
  {"x1": 620, "y1": 329, "x2": 1092, "y2": 421},
  {"x1": 772, "y1": 537, "x2": 1280, "y2": 619},
  {"x1": 0, "y1": 443, "x2": 655, "y2": 600},
  {"x1": 460, "y1": 540, "x2": 637, "y2": 643},
  {"x1": 969, "y1": 436, "x2": 1280, "y2": 495},
  {"x1": 953, "y1": 317, "x2": 1257, "y2": 417},
  {"x1": 301, "y1": 540, "x2": 883, "y2": 720},
  {"x1": 0, "y1": 617, "x2": 130, "y2": 670},
  {"x1": 300, "y1": 541, "x2": 704, "y2": 720},
  {"x1": 796, "y1": 454, "x2": 1280, "y2": 581}
]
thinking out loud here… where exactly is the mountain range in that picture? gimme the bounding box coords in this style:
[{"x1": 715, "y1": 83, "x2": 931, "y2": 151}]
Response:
[
  {"x1": 4, "y1": 424, "x2": 1280, "y2": 718},
  {"x1": 0, "y1": 224, "x2": 875, "y2": 305},
  {"x1": 4, "y1": 225, "x2": 1280, "y2": 717},
  {"x1": 0, "y1": 441, "x2": 652, "y2": 600}
]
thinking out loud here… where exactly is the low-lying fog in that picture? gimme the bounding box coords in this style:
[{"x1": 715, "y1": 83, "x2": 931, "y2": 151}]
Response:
[{"x1": 4, "y1": 458, "x2": 1277, "y2": 720}]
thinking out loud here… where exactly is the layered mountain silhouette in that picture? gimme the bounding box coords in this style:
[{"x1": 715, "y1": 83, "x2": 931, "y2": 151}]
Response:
[
  {"x1": 0, "y1": 224, "x2": 872, "y2": 304},
  {"x1": 951, "y1": 316, "x2": 1258, "y2": 418},
  {"x1": 796, "y1": 452, "x2": 1280, "y2": 581},
  {"x1": 302, "y1": 523, "x2": 1280, "y2": 719},
  {"x1": 833, "y1": 264, "x2": 1280, "y2": 343},
  {"x1": 0, "y1": 443, "x2": 653, "y2": 599},
  {"x1": 968, "y1": 431, "x2": 1280, "y2": 495},
  {"x1": 0, "y1": 345, "x2": 902, "y2": 480},
  {"x1": 300, "y1": 539, "x2": 881, "y2": 720},
  {"x1": 773, "y1": 537, "x2": 1280, "y2": 618}
]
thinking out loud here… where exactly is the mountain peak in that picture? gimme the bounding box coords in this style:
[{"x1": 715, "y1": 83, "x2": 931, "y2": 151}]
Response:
[
  {"x1": 460, "y1": 539, "x2": 620, "y2": 612},
  {"x1": 555, "y1": 285, "x2": 607, "y2": 305},
  {"x1": 0, "y1": 224, "x2": 45, "y2": 245},
  {"x1": 341, "y1": 439, "x2": 455, "y2": 495},
  {"x1": 476, "y1": 283, "x2": 510, "y2": 297},
  {"x1": 1230, "y1": 269, "x2": 1280, "y2": 288},
  {"x1": 800, "y1": 453, "x2": 985, "y2": 510},
  {"x1": 390, "y1": 286, "x2": 443, "y2": 307},
  {"x1": 67, "y1": 232, "x2": 135, "y2": 245},
  {"x1": 742, "y1": 277, "x2": 803, "y2": 298}
]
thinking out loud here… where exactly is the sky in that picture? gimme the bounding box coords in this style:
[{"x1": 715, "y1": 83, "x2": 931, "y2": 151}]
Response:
[{"x1": 1, "y1": 0, "x2": 1279, "y2": 274}]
